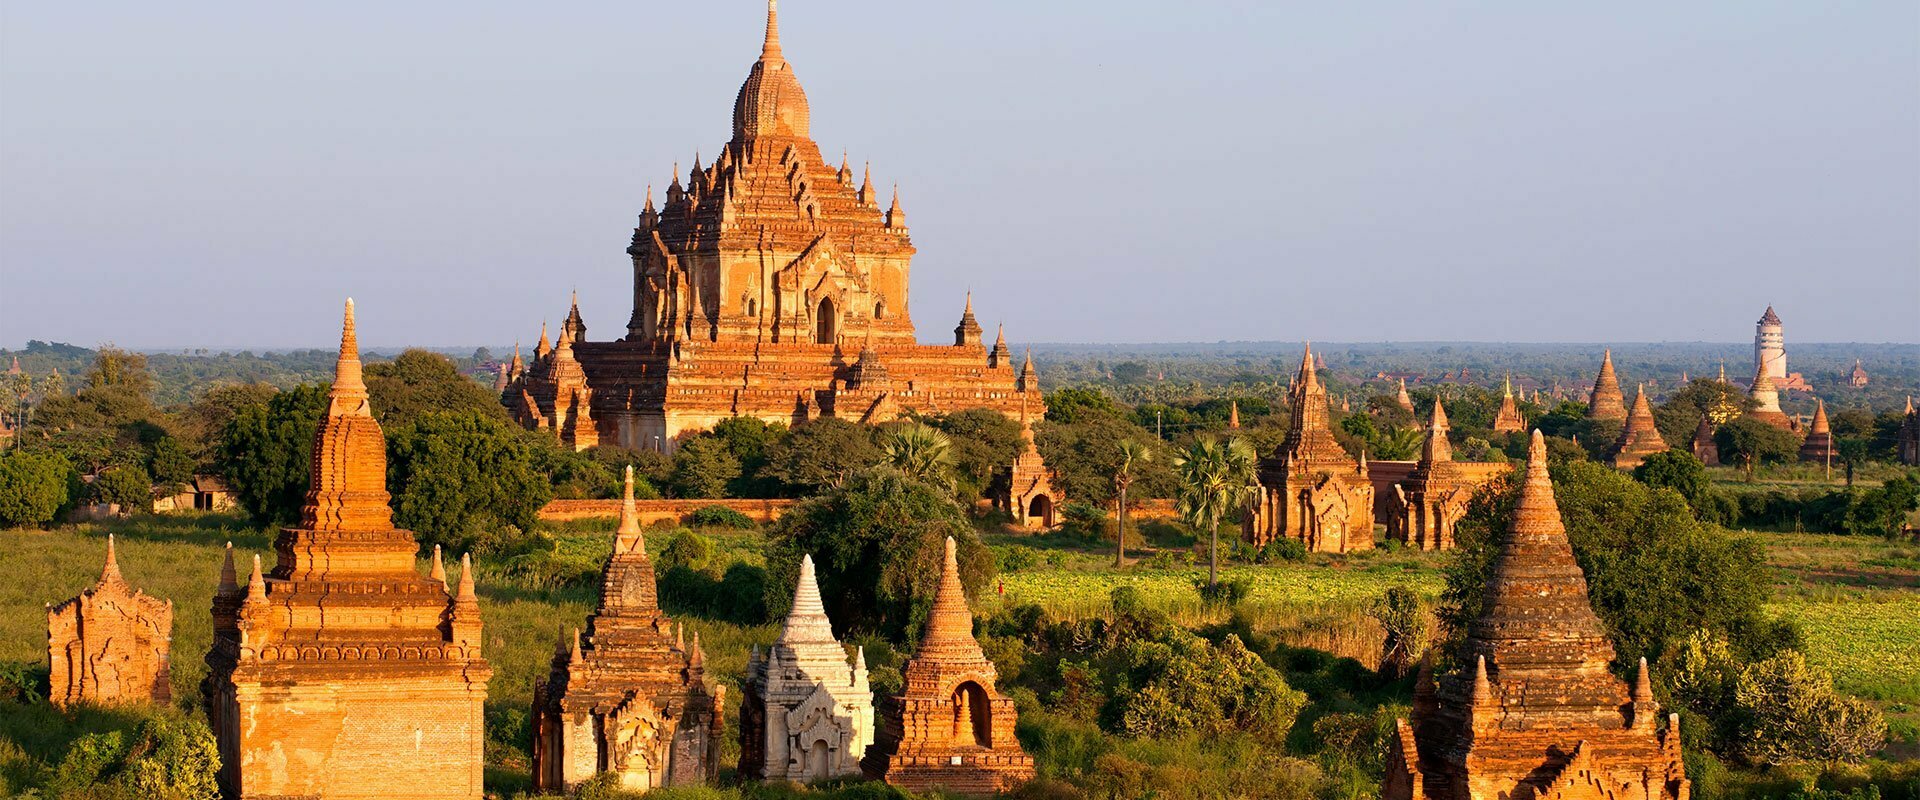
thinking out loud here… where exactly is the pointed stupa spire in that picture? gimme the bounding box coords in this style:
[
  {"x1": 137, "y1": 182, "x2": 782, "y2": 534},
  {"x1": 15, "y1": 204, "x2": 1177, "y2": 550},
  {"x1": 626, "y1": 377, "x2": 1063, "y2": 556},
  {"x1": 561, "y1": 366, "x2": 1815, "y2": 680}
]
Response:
[
  {"x1": 1396, "y1": 377, "x2": 1414, "y2": 413},
  {"x1": 455, "y1": 552, "x2": 477, "y2": 602},
  {"x1": 245, "y1": 553, "x2": 267, "y2": 602},
  {"x1": 643, "y1": 184, "x2": 655, "y2": 213},
  {"x1": 1471, "y1": 654, "x2": 1493, "y2": 705},
  {"x1": 218, "y1": 541, "x2": 238, "y2": 594},
  {"x1": 430, "y1": 544, "x2": 447, "y2": 586},
  {"x1": 760, "y1": 0, "x2": 783, "y2": 60},
  {"x1": 328, "y1": 299, "x2": 370, "y2": 417},
  {"x1": 919, "y1": 537, "x2": 986, "y2": 661},
  {"x1": 859, "y1": 162, "x2": 874, "y2": 206},
  {"x1": 615, "y1": 465, "x2": 645, "y2": 554},
  {"x1": 1423, "y1": 396, "x2": 1452, "y2": 463},
  {"x1": 1504, "y1": 373, "x2": 1513, "y2": 398},
  {"x1": 778, "y1": 554, "x2": 837, "y2": 646},
  {"x1": 100, "y1": 534, "x2": 123, "y2": 584},
  {"x1": 536, "y1": 320, "x2": 551, "y2": 358},
  {"x1": 1810, "y1": 398, "x2": 1828, "y2": 434},
  {"x1": 1229, "y1": 400, "x2": 1241, "y2": 429},
  {"x1": 1468, "y1": 431, "x2": 1615, "y2": 673},
  {"x1": 885, "y1": 184, "x2": 906, "y2": 229},
  {"x1": 1633, "y1": 657, "x2": 1654, "y2": 705},
  {"x1": 1613, "y1": 386, "x2": 1667, "y2": 467},
  {"x1": 1587, "y1": 349, "x2": 1627, "y2": 420}
]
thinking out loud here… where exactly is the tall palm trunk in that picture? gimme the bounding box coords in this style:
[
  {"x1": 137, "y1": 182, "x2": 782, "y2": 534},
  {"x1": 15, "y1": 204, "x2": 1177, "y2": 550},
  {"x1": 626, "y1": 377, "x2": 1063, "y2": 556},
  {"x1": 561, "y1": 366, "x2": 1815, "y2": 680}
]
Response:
[
  {"x1": 1209, "y1": 519, "x2": 1219, "y2": 586},
  {"x1": 1115, "y1": 480, "x2": 1129, "y2": 567}
]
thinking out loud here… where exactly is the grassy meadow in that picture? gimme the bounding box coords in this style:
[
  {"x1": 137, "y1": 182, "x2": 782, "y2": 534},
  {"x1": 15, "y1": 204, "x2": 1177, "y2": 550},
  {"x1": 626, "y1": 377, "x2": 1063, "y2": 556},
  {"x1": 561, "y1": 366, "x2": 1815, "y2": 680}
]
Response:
[{"x1": 1, "y1": 512, "x2": 1916, "y2": 794}]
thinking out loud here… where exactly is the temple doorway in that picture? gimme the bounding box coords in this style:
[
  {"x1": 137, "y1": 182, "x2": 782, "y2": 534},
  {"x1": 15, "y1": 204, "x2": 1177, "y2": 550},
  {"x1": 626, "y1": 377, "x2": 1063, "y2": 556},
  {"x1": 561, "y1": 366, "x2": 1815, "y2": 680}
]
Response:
[
  {"x1": 807, "y1": 738, "x2": 831, "y2": 779},
  {"x1": 816, "y1": 298, "x2": 837, "y2": 344},
  {"x1": 1027, "y1": 495, "x2": 1054, "y2": 528},
  {"x1": 952, "y1": 681, "x2": 992, "y2": 747}
]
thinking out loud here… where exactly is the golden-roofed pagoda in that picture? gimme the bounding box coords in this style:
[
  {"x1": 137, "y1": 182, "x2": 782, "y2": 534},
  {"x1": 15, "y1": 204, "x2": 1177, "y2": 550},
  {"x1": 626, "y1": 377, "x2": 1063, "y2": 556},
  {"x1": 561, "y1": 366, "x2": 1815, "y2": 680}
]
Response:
[
  {"x1": 1586, "y1": 350, "x2": 1627, "y2": 421},
  {"x1": 1247, "y1": 344, "x2": 1374, "y2": 553},
  {"x1": 863, "y1": 537, "x2": 1034, "y2": 795},
  {"x1": 1384, "y1": 432, "x2": 1689, "y2": 800},
  {"x1": 1610, "y1": 386, "x2": 1669, "y2": 470},
  {"x1": 204, "y1": 300, "x2": 492, "y2": 800},
  {"x1": 503, "y1": 1, "x2": 1044, "y2": 452}
]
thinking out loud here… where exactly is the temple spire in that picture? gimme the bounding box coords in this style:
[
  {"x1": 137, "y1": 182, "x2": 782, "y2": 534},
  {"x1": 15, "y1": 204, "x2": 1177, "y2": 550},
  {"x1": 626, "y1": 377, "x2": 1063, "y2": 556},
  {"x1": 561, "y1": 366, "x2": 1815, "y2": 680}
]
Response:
[
  {"x1": 100, "y1": 534, "x2": 123, "y2": 584},
  {"x1": 218, "y1": 541, "x2": 237, "y2": 594},
  {"x1": 430, "y1": 544, "x2": 447, "y2": 586},
  {"x1": 329, "y1": 299, "x2": 370, "y2": 417},
  {"x1": 615, "y1": 465, "x2": 645, "y2": 554},
  {"x1": 778, "y1": 553, "x2": 837, "y2": 646},
  {"x1": 760, "y1": 0, "x2": 783, "y2": 60},
  {"x1": 919, "y1": 537, "x2": 984, "y2": 659},
  {"x1": 1423, "y1": 396, "x2": 1452, "y2": 463},
  {"x1": 456, "y1": 553, "x2": 477, "y2": 603}
]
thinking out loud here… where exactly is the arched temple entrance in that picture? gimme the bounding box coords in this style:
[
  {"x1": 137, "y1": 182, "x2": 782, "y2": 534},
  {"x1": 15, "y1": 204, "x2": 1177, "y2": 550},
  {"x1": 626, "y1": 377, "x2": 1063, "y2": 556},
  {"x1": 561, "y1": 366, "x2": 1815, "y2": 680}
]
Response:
[
  {"x1": 952, "y1": 681, "x2": 992, "y2": 747},
  {"x1": 1026, "y1": 496, "x2": 1054, "y2": 529},
  {"x1": 816, "y1": 297, "x2": 837, "y2": 344}
]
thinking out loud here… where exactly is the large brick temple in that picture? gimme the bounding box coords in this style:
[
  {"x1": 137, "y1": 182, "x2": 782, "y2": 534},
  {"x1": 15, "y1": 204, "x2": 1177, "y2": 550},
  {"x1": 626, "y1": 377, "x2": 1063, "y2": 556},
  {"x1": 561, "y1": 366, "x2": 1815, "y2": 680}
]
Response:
[
  {"x1": 204, "y1": 300, "x2": 492, "y2": 800},
  {"x1": 1383, "y1": 431, "x2": 1689, "y2": 800},
  {"x1": 502, "y1": 1, "x2": 1044, "y2": 452}
]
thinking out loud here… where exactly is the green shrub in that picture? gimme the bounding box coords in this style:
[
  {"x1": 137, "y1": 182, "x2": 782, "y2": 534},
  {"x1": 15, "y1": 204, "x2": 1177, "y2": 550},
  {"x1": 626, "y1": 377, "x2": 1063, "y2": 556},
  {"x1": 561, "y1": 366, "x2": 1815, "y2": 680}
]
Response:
[
  {"x1": 658, "y1": 530, "x2": 715, "y2": 572},
  {"x1": 0, "y1": 450, "x2": 74, "y2": 526},
  {"x1": 1256, "y1": 538, "x2": 1308, "y2": 564},
  {"x1": 1194, "y1": 576, "x2": 1252, "y2": 607},
  {"x1": 89, "y1": 464, "x2": 152, "y2": 510},
  {"x1": 683, "y1": 505, "x2": 756, "y2": 530},
  {"x1": 996, "y1": 545, "x2": 1041, "y2": 572}
]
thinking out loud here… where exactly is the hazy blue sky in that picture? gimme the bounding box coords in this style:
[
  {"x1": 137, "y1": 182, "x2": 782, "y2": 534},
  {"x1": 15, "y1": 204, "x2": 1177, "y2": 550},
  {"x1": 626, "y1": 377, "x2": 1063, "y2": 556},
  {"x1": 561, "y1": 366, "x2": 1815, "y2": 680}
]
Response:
[{"x1": 3, "y1": 2, "x2": 1915, "y2": 349}]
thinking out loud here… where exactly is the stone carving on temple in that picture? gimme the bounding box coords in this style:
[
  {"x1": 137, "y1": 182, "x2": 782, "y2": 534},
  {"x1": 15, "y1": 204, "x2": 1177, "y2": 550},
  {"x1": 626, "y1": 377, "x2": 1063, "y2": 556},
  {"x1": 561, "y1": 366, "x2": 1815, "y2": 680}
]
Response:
[
  {"x1": 862, "y1": 537, "x2": 1033, "y2": 795},
  {"x1": 47, "y1": 535, "x2": 172, "y2": 708},
  {"x1": 1610, "y1": 387, "x2": 1669, "y2": 470},
  {"x1": 1491, "y1": 375, "x2": 1525, "y2": 435},
  {"x1": 1247, "y1": 344, "x2": 1374, "y2": 553},
  {"x1": 1384, "y1": 432, "x2": 1690, "y2": 800},
  {"x1": 741, "y1": 554, "x2": 874, "y2": 782},
  {"x1": 1586, "y1": 350, "x2": 1627, "y2": 421},
  {"x1": 499, "y1": 0, "x2": 1047, "y2": 458},
  {"x1": 203, "y1": 300, "x2": 492, "y2": 800},
  {"x1": 532, "y1": 467, "x2": 722, "y2": 792},
  {"x1": 1385, "y1": 399, "x2": 1510, "y2": 551}
]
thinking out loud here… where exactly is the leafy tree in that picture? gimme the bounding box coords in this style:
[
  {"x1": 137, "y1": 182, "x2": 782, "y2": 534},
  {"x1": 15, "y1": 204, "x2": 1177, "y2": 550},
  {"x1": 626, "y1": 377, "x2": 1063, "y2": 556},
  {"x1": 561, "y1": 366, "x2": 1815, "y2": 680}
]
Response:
[
  {"x1": 1369, "y1": 586, "x2": 1430, "y2": 679},
  {"x1": 669, "y1": 435, "x2": 741, "y2": 499},
  {"x1": 1654, "y1": 379, "x2": 1755, "y2": 447},
  {"x1": 1632, "y1": 449, "x2": 1717, "y2": 520},
  {"x1": 1112, "y1": 438, "x2": 1152, "y2": 567},
  {"x1": 91, "y1": 464, "x2": 153, "y2": 510},
  {"x1": 881, "y1": 423, "x2": 956, "y2": 489},
  {"x1": 147, "y1": 435, "x2": 197, "y2": 493},
  {"x1": 1036, "y1": 415, "x2": 1175, "y2": 504},
  {"x1": 1442, "y1": 460, "x2": 1789, "y2": 670},
  {"x1": 923, "y1": 408, "x2": 1023, "y2": 500},
  {"x1": 220, "y1": 384, "x2": 328, "y2": 525},
  {"x1": 177, "y1": 383, "x2": 276, "y2": 464},
  {"x1": 364, "y1": 349, "x2": 507, "y2": 429},
  {"x1": 1044, "y1": 387, "x2": 1123, "y2": 425},
  {"x1": 762, "y1": 417, "x2": 880, "y2": 493},
  {"x1": 1174, "y1": 436, "x2": 1258, "y2": 586},
  {"x1": 763, "y1": 468, "x2": 992, "y2": 641},
  {"x1": 386, "y1": 410, "x2": 553, "y2": 554},
  {"x1": 1834, "y1": 437, "x2": 1870, "y2": 488},
  {"x1": 0, "y1": 450, "x2": 75, "y2": 526},
  {"x1": 1734, "y1": 649, "x2": 1887, "y2": 766},
  {"x1": 1716, "y1": 418, "x2": 1801, "y2": 481},
  {"x1": 536, "y1": 444, "x2": 620, "y2": 500},
  {"x1": 708, "y1": 416, "x2": 786, "y2": 497},
  {"x1": 657, "y1": 530, "x2": 715, "y2": 573}
]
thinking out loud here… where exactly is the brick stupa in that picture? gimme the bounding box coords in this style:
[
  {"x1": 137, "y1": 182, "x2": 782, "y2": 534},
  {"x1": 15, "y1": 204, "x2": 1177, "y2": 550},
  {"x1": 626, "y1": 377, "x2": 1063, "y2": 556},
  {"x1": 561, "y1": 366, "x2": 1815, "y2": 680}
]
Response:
[
  {"x1": 1248, "y1": 344, "x2": 1374, "y2": 552},
  {"x1": 1690, "y1": 416, "x2": 1719, "y2": 467},
  {"x1": 532, "y1": 467, "x2": 722, "y2": 791},
  {"x1": 995, "y1": 389, "x2": 1064, "y2": 529},
  {"x1": 740, "y1": 554, "x2": 874, "y2": 782},
  {"x1": 1384, "y1": 431, "x2": 1689, "y2": 800},
  {"x1": 204, "y1": 300, "x2": 492, "y2": 800},
  {"x1": 47, "y1": 535, "x2": 173, "y2": 708},
  {"x1": 1610, "y1": 387, "x2": 1669, "y2": 470},
  {"x1": 502, "y1": 1, "x2": 1046, "y2": 452},
  {"x1": 1491, "y1": 375, "x2": 1525, "y2": 435},
  {"x1": 863, "y1": 537, "x2": 1034, "y2": 795},
  {"x1": 1586, "y1": 350, "x2": 1627, "y2": 421},
  {"x1": 1799, "y1": 399, "x2": 1836, "y2": 463},
  {"x1": 1386, "y1": 398, "x2": 1509, "y2": 551}
]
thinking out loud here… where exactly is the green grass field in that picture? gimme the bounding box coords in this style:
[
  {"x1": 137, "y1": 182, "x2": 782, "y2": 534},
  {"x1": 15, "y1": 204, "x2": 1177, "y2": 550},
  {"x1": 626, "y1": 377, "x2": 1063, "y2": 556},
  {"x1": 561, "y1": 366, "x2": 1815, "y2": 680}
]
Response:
[{"x1": 2, "y1": 513, "x2": 1915, "y2": 793}]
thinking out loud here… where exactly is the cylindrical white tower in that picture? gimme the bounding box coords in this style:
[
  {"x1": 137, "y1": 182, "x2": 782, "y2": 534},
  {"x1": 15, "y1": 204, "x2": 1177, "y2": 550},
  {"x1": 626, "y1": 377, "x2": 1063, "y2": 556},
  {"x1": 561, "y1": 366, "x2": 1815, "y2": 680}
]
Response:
[{"x1": 1754, "y1": 306, "x2": 1786, "y2": 380}]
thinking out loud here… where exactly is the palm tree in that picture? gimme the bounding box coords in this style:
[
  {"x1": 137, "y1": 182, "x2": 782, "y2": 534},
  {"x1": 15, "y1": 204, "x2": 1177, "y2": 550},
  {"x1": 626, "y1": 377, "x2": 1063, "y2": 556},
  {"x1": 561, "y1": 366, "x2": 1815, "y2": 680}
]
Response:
[
  {"x1": 1112, "y1": 439, "x2": 1153, "y2": 567},
  {"x1": 1174, "y1": 436, "x2": 1259, "y2": 586},
  {"x1": 882, "y1": 423, "x2": 956, "y2": 488}
]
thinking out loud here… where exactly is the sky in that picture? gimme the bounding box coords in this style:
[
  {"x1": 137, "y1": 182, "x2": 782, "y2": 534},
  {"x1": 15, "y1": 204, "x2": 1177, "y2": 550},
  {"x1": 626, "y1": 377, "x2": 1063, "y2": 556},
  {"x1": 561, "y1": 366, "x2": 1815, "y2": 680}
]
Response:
[{"x1": 2, "y1": 1, "x2": 1916, "y2": 350}]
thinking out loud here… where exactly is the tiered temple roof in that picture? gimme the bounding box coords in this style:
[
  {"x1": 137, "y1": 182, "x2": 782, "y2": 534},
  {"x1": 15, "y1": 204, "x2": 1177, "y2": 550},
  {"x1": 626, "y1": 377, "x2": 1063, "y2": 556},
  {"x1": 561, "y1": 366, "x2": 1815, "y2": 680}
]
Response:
[
  {"x1": 205, "y1": 301, "x2": 491, "y2": 800},
  {"x1": 47, "y1": 535, "x2": 173, "y2": 708},
  {"x1": 1491, "y1": 375, "x2": 1525, "y2": 434},
  {"x1": 1610, "y1": 387, "x2": 1669, "y2": 469},
  {"x1": 501, "y1": 1, "x2": 1045, "y2": 453},
  {"x1": 1586, "y1": 350, "x2": 1627, "y2": 421},
  {"x1": 1384, "y1": 432, "x2": 1688, "y2": 800},
  {"x1": 741, "y1": 554, "x2": 873, "y2": 781},
  {"x1": 1248, "y1": 345, "x2": 1374, "y2": 552},
  {"x1": 863, "y1": 538, "x2": 1033, "y2": 794},
  {"x1": 1385, "y1": 398, "x2": 1507, "y2": 551},
  {"x1": 533, "y1": 467, "x2": 721, "y2": 792}
]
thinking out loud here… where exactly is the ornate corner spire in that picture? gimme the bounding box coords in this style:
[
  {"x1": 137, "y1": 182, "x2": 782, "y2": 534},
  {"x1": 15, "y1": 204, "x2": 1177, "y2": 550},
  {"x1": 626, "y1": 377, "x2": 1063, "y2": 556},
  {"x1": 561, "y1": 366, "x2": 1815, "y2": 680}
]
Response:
[
  {"x1": 1471, "y1": 654, "x2": 1493, "y2": 705},
  {"x1": 1633, "y1": 656, "x2": 1654, "y2": 705},
  {"x1": 456, "y1": 553, "x2": 477, "y2": 603},
  {"x1": 218, "y1": 541, "x2": 237, "y2": 594},
  {"x1": 244, "y1": 554, "x2": 267, "y2": 604},
  {"x1": 99, "y1": 534, "x2": 123, "y2": 584},
  {"x1": 430, "y1": 544, "x2": 447, "y2": 586},
  {"x1": 615, "y1": 465, "x2": 645, "y2": 554}
]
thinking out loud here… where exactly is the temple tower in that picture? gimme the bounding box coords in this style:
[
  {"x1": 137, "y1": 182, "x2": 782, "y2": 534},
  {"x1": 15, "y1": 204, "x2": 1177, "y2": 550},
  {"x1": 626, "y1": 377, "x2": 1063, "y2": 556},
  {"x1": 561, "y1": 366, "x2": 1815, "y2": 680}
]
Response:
[
  {"x1": 1586, "y1": 350, "x2": 1627, "y2": 421},
  {"x1": 532, "y1": 467, "x2": 722, "y2": 792},
  {"x1": 995, "y1": 403, "x2": 1064, "y2": 530},
  {"x1": 1754, "y1": 306, "x2": 1786, "y2": 381},
  {"x1": 1247, "y1": 344, "x2": 1374, "y2": 552},
  {"x1": 862, "y1": 537, "x2": 1034, "y2": 795},
  {"x1": 1848, "y1": 359, "x2": 1869, "y2": 388},
  {"x1": 740, "y1": 554, "x2": 874, "y2": 782},
  {"x1": 1383, "y1": 432, "x2": 1689, "y2": 800},
  {"x1": 1491, "y1": 375, "x2": 1525, "y2": 435},
  {"x1": 1691, "y1": 417, "x2": 1720, "y2": 467},
  {"x1": 1799, "y1": 399, "x2": 1836, "y2": 463},
  {"x1": 1386, "y1": 398, "x2": 1502, "y2": 551},
  {"x1": 1900, "y1": 398, "x2": 1920, "y2": 466},
  {"x1": 47, "y1": 535, "x2": 173, "y2": 708},
  {"x1": 1610, "y1": 387, "x2": 1669, "y2": 470},
  {"x1": 1746, "y1": 366, "x2": 1795, "y2": 431},
  {"x1": 204, "y1": 300, "x2": 491, "y2": 800}
]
